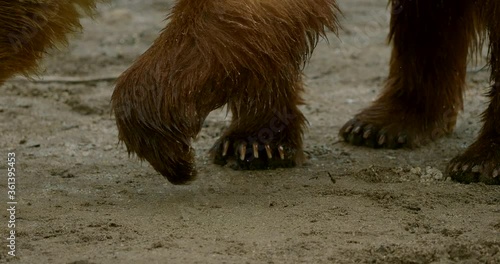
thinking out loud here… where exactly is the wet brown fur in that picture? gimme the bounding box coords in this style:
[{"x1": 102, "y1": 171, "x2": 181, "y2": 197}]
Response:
[
  {"x1": 0, "y1": 0, "x2": 100, "y2": 85},
  {"x1": 111, "y1": 0, "x2": 340, "y2": 184},
  {"x1": 340, "y1": 0, "x2": 499, "y2": 184}
]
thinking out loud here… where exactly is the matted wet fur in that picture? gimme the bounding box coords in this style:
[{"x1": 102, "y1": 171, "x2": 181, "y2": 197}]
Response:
[
  {"x1": 339, "y1": 0, "x2": 499, "y2": 184},
  {"x1": 0, "y1": 0, "x2": 100, "y2": 84},
  {"x1": 112, "y1": 0, "x2": 340, "y2": 184}
]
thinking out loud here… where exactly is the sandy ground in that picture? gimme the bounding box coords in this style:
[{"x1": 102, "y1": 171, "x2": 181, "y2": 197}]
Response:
[{"x1": 1, "y1": 0, "x2": 499, "y2": 263}]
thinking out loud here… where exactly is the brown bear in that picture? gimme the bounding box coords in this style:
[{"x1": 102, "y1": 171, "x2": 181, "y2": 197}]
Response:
[
  {"x1": 340, "y1": 0, "x2": 499, "y2": 185},
  {"x1": 111, "y1": 0, "x2": 340, "y2": 184},
  {"x1": 0, "y1": 0, "x2": 100, "y2": 85}
]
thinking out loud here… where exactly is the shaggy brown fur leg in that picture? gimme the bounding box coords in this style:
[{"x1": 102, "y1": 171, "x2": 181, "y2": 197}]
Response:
[
  {"x1": 0, "y1": 0, "x2": 100, "y2": 84},
  {"x1": 448, "y1": 0, "x2": 500, "y2": 185},
  {"x1": 112, "y1": 0, "x2": 339, "y2": 184},
  {"x1": 111, "y1": 40, "x2": 229, "y2": 185},
  {"x1": 340, "y1": 0, "x2": 476, "y2": 149},
  {"x1": 210, "y1": 80, "x2": 307, "y2": 170}
]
